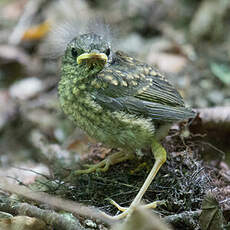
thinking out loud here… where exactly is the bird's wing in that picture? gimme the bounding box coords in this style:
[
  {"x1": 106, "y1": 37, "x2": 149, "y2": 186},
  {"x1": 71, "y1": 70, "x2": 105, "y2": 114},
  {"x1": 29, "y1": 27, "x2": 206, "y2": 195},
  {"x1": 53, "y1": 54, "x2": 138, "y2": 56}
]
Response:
[
  {"x1": 93, "y1": 94, "x2": 195, "y2": 122},
  {"x1": 92, "y1": 51, "x2": 195, "y2": 122}
]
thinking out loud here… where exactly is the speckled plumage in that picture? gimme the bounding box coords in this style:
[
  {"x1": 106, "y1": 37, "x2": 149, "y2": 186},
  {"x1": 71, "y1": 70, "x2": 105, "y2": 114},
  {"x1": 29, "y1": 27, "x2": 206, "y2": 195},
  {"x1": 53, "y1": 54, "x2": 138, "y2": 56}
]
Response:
[
  {"x1": 58, "y1": 33, "x2": 195, "y2": 152},
  {"x1": 58, "y1": 32, "x2": 197, "y2": 219}
]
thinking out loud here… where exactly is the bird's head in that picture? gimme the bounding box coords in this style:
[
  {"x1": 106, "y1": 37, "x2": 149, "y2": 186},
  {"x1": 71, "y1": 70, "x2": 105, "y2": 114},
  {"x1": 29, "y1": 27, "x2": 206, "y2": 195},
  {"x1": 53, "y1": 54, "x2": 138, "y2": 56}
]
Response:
[{"x1": 63, "y1": 33, "x2": 112, "y2": 74}]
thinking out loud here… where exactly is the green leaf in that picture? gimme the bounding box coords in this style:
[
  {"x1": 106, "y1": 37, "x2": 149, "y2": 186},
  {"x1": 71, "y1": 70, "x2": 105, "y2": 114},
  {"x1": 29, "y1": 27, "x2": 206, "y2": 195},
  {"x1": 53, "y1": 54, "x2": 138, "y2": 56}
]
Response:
[
  {"x1": 199, "y1": 193, "x2": 225, "y2": 230},
  {"x1": 211, "y1": 62, "x2": 230, "y2": 85}
]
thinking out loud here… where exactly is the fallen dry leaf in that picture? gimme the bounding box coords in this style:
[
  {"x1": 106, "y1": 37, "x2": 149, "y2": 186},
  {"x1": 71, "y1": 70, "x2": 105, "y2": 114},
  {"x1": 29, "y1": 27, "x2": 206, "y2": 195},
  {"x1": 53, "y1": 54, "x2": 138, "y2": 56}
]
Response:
[
  {"x1": 22, "y1": 21, "x2": 51, "y2": 41},
  {"x1": 199, "y1": 193, "x2": 225, "y2": 230}
]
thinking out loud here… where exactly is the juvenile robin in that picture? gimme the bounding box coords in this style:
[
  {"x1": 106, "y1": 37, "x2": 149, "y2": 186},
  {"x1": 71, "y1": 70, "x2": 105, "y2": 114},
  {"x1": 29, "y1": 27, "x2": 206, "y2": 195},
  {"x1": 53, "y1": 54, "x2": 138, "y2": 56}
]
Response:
[{"x1": 58, "y1": 28, "x2": 195, "y2": 219}]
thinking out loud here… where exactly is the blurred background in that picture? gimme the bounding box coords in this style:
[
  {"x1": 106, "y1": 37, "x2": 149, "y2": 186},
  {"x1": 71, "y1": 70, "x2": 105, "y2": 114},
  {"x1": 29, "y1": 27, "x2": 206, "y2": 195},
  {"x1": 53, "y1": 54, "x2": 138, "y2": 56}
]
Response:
[
  {"x1": 0, "y1": 0, "x2": 230, "y2": 183},
  {"x1": 0, "y1": 0, "x2": 230, "y2": 229},
  {"x1": 0, "y1": 0, "x2": 230, "y2": 226}
]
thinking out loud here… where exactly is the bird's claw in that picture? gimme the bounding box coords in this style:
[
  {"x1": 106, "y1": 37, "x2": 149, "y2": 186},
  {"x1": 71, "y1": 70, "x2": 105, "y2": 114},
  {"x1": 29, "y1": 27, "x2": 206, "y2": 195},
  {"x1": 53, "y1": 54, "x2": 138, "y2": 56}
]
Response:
[
  {"x1": 72, "y1": 151, "x2": 135, "y2": 175},
  {"x1": 73, "y1": 159, "x2": 110, "y2": 175},
  {"x1": 101, "y1": 199, "x2": 166, "y2": 220},
  {"x1": 108, "y1": 199, "x2": 128, "y2": 212}
]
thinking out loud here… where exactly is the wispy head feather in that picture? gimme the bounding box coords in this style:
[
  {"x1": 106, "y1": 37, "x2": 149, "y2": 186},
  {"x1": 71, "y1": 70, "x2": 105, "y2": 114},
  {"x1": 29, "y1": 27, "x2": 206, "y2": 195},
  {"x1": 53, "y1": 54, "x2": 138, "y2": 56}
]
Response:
[{"x1": 44, "y1": 18, "x2": 114, "y2": 59}]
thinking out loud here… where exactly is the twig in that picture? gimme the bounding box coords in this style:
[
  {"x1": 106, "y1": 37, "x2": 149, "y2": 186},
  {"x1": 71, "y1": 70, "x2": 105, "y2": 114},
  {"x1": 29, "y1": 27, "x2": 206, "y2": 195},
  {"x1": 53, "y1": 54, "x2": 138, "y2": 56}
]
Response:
[
  {"x1": 11, "y1": 166, "x2": 50, "y2": 180},
  {"x1": 0, "y1": 178, "x2": 114, "y2": 225},
  {"x1": 164, "y1": 210, "x2": 201, "y2": 227},
  {"x1": 190, "y1": 107, "x2": 230, "y2": 149},
  {"x1": 0, "y1": 199, "x2": 84, "y2": 230},
  {"x1": 195, "y1": 107, "x2": 230, "y2": 126}
]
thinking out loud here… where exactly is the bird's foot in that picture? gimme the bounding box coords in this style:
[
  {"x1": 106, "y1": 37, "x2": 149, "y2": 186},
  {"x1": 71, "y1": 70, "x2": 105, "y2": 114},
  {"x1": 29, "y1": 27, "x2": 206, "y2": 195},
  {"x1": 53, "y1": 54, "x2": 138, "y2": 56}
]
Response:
[
  {"x1": 73, "y1": 151, "x2": 135, "y2": 175},
  {"x1": 101, "y1": 199, "x2": 166, "y2": 220}
]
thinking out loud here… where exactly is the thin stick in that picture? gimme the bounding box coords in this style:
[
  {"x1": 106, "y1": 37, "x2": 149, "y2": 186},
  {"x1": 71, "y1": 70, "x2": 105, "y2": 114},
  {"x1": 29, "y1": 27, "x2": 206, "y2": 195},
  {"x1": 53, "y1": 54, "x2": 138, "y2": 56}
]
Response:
[{"x1": 0, "y1": 178, "x2": 114, "y2": 225}]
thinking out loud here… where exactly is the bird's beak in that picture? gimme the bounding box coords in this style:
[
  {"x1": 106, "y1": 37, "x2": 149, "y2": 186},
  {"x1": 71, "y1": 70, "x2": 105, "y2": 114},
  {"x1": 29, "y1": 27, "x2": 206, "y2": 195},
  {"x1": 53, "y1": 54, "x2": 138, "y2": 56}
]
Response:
[{"x1": 77, "y1": 52, "x2": 108, "y2": 65}]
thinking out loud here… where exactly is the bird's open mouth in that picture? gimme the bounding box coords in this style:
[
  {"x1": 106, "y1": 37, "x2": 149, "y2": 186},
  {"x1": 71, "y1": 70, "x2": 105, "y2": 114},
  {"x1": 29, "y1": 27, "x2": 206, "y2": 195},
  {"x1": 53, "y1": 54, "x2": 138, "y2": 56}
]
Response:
[{"x1": 77, "y1": 53, "x2": 108, "y2": 67}]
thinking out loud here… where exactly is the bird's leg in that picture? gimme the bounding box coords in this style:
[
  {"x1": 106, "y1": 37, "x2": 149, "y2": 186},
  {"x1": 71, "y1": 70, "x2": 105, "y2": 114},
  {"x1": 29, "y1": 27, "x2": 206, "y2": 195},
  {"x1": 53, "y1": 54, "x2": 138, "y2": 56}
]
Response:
[
  {"x1": 73, "y1": 150, "x2": 135, "y2": 175},
  {"x1": 102, "y1": 138, "x2": 167, "y2": 220}
]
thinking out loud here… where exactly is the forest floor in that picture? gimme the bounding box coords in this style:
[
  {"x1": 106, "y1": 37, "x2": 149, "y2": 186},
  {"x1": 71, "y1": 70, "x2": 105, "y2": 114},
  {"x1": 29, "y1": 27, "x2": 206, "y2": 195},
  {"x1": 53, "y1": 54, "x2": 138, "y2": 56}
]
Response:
[{"x1": 0, "y1": 0, "x2": 230, "y2": 229}]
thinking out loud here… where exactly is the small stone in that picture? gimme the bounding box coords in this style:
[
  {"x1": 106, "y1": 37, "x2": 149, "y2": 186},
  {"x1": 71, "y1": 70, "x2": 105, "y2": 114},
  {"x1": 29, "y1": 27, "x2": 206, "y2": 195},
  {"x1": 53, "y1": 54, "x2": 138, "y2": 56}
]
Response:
[
  {"x1": 84, "y1": 219, "x2": 97, "y2": 228},
  {"x1": 9, "y1": 77, "x2": 43, "y2": 100},
  {"x1": 200, "y1": 80, "x2": 212, "y2": 90},
  {"x1": 207, "y1": 90, "x2": 224, "y2": 104},
  {"x1": 147, "y1": 52, "x2": 187, "y2": 73}
]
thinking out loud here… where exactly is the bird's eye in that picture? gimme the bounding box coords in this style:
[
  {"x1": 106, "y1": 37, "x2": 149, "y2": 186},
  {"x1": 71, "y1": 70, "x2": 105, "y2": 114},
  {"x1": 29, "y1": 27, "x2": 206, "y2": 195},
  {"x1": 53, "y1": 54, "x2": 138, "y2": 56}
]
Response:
[
  {"x1": 71, "y1": 48, "x2": 78, "y2": 58},
  {"x1": 105, "y1": 48, "x2": 110, "y2": 56}
]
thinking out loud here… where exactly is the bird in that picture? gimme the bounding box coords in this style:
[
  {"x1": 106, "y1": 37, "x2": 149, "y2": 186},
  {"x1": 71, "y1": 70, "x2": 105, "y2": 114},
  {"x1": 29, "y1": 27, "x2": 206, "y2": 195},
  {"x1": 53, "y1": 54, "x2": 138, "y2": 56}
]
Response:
[{"x1": 58, "y1": 26, "x2": 196, "y2": 220}]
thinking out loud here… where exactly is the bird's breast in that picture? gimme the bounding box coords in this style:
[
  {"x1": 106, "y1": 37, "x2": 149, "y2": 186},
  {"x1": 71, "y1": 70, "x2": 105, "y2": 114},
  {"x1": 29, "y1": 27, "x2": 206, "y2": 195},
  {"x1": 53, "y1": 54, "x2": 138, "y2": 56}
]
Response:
[{"x1": 58, "y1": 74, "x2": 155, "y2": 150}]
